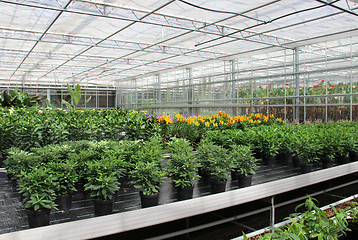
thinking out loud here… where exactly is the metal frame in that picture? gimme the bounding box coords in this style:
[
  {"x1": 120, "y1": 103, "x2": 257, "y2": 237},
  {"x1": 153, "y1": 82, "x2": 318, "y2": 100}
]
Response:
[{"x1": 0, "y1": 0, "x2": 357, "y2": 85}]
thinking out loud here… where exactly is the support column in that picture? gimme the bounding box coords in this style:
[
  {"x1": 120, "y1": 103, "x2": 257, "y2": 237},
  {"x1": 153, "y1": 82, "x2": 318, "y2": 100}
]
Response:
[
  {"x1": 294, "y1": 48, "x2": 300, "y2": 122},
  {"x1": 46, "y1": 89, "x2": 51, "y2": 109},
  {"x1": 230, "y1": 60, "x2": 237, "y2": 116},
  {"x1": 270, "y1": 196, "x2": 275, "y2": 233},
  {"x1": 187, "y1": 68, "x2": 193, "y2": 115},
  {"x1": 115, "y1": 87, "x2": 120, "y2": 108},
  {"x1": 134, "y1": 79, "x2": 138, "y2": 110},
  {"x1": 156, "y1": 74, "x2": 161, "y2": 106}
]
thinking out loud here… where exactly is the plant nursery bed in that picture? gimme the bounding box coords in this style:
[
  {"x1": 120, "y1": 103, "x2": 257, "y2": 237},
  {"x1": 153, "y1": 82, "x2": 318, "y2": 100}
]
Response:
[
  {"x1": 236, "y1": 195, "x2": 358, "y2": 240},
  {"x1": 0, "y1": 163, "x2": 298, "y2": 235},
  {"x1": 0, "y1": 162, "x2": 357, "y2": 240}
]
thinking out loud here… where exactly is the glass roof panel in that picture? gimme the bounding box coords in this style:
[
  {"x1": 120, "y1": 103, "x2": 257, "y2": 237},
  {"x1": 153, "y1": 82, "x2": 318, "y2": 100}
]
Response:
[{"x1": 0, "y1": 0, "x2": 357, "y2": 86}]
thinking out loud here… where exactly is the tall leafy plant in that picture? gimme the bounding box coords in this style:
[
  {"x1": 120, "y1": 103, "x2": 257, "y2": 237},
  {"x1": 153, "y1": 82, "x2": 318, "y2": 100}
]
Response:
[
  {"x1": 0, "y1": 88, "x2": 41, "y2": 107},
  {"x1": 62, "y1": 84, "x2": 91, "y2": 110}
]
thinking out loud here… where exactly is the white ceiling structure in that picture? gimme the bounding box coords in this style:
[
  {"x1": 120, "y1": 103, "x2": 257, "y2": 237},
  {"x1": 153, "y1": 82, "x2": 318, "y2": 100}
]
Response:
[{"x1": 0, "y1": 0, "x2": 358, "y2": 86}]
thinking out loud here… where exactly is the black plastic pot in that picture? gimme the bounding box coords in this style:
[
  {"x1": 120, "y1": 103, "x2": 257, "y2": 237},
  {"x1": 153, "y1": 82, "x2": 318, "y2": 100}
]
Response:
[
  {"x1": 74, "y1": 182, "x2": 90, "y2": 199},
  {"x1": 263, "y1": 155, "x2": 275, "y2": 167},
  {"x1": 140, "y1": 192, "x2": 159, "y2": 208},
  {"x1": 350, "y1": 151, "x2": 358, "y2": 162},
  {"x1": 337, "y1": 155, "x2": 350, "y2": 165},
  {"x1": 176, "y1": 185, "x2": 194, "y2": 201},
  {"x1": 0, "y1": 156, "x2": 4, "y2": 168},
  {"x1": 55, "y1": 193, "x2": 72, "y2": 214},
  {"x1": 7, "y1": 172, "x2": 12, "y2": 180},
  {"x1": 322, "y1": 158, "x2": 334, "y2": 169},
  {"x1": 25, "y1": 208, "x2": 51, "y2": 228},
  {"x1": 277, "y1": 153, "x2": 292, "y2": 166},
  {"x1": 92, "y1": 198, "x2": 114, "y2": 216},
  {"x1": 119, "y1": 173, "x2": 132, "y2": 189},
  {"x1": 231, "y1": 169, "x2": 238, "y2": 181},
  {"x1": 210, "y1": 180, "x2": 227, "y2": 194},
  {"x1": 11, "y1": 179, "x2": 18, "y2": 192},
  {"x1": 292, "y1": 156, "x2": 300, "y2": 168},
  {"x1": 300, "y1": 163, "x2": 313, "y2": 174},
  {"x1": 237, "y1": 174, "x2": 253, "y2": 188},
  {"x1": 198, "y1": 167, "x2": 211, "y2": 183}
]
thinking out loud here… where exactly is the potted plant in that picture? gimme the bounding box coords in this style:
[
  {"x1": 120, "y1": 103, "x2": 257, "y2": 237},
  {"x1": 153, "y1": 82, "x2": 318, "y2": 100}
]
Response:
[
  {"x1": 84, "y1": 160, "x2": 120, "y2": 216},
  {"x1": 116, "y1": 140, "x2": 142, "y2": 188},
  {"x1": 130, "y1": 137, "x2": 165, "y2": 207},
  {"x1": 17, "y1": 167, "x2": 57, "y2": 228},
  {"x1": 276, "y1": 126, "x2": 295, "y2": 166},
  {"x1": 197, "y1": 140, "x2": 230, "y2": 194},
  {"x1": 48, "y1": 160, "x2": 78, "y2": 214},
  {"x1": 294, "y1": 131, "x2": 320, "y2": 174},
  {"x1": 317, "y1": 128, "x2": 337, "y2": 168},
  {"x1": 68, "y1": 146, "x2": 102, "y2": 199},
  {"x1": 131, "y1": 160, "x2": 165, "y2": 208},
  {"x1": 257, "y1": 127, "x2": 280, "y2": 167},
  {"x1": 228, "y1": 145, "x2": 258, "y2": 188},
  {"x1": 336, "y1": 132, "x2": 354, "y2": 164},
  {"x1": 166, "y1": 138, "x2": 200, "y2": 201},
  {"x1": 4, "y1": 148, "x2": 40, "y2": 190}
]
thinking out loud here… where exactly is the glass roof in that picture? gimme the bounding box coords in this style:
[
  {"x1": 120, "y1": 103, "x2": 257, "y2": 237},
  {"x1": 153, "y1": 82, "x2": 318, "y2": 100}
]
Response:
[{"x1": 0, "y1": 0, "x2": 357, "y2": 86}]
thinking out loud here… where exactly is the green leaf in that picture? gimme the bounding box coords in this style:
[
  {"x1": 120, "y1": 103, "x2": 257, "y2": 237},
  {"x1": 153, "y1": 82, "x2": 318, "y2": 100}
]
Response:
[
  {"x1": 83, "y1": 96, "x2": 92, "y2": 107},
  {"x1": 61, "y1": 99, "x2": 74, "y2": 110},
  {"x1": 45, "y1": 99, "x2": 57, "y2": 110}
]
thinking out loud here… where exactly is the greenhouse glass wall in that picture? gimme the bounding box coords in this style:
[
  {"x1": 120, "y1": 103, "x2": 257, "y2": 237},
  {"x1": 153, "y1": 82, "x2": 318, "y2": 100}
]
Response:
[
  {"x1": 0, "y1": 0, "x2": 357, "y2": 122},
  {"x1": 120, "y1": 39, "x2": 358, "y2": 122}
]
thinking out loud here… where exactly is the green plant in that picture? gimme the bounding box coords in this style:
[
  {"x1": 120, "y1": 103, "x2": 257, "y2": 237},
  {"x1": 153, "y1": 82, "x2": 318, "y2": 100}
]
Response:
[
  {"x1": 292, "y1": 128, "x2": 320, "y2": 165},
  {"x1": 0, "y1": 88, "x2": 41, "y2": 107},
  {"x1": 61, "y1": 84, "x2": 91, "y2": 110},
  {"x1": 130, "y1": 160, "x2": 165, "y2": 195},
  {"x1": 48, "y1": 160, "x2": 78, "y2": 196},
  {"x1": 84, "y1": 160, "x2": 120, "y2": 200},
  {"x1": 229, "y1": 145, "x2": 258, "y2": 176},
  {"x1": 256, "y1": 196, "x2": 351, "y2": 240},
  {"x1": 197, "y1": 140, "x2": 230, "y2": 182},
  {"x1": 252, "y1": 126, "x2": 280, "y2": 159},
  {"x1": 166, "y1": 138, "x2": 200, "y2": 188},
  {"x1": 132, "y1": 137, "x2": 163, "y2": 163},
  {"x1": 17, "y1": 167, "x2": 57, "y2": 211},
  {"x1": 4, "y1": 148, "x2": 40, "y2": 180}
]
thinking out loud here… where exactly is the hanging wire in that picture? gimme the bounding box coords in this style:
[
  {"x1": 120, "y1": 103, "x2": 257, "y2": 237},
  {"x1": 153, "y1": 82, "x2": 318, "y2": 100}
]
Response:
[
  {"x1": 178, "y1": 0, "x2": 266, "y2": 22},
  {"x1": 316, "y1": 0, "x2": 358, "y2": 17},
  {"x1": 194, "y1": 0, "x2": 340, "y2": 47}
]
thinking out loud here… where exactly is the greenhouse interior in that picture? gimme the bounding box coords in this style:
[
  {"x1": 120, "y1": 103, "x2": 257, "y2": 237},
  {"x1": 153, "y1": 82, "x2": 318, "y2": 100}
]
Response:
[{"x1": 1, "y1": 0, "x2": 358, "y2": 239}]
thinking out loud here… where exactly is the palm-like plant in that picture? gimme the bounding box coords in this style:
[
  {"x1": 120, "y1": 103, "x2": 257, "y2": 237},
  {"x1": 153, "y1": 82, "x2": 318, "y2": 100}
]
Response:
[{"x1": 62, "y1": 84, "x2": 91, "y2": 110}]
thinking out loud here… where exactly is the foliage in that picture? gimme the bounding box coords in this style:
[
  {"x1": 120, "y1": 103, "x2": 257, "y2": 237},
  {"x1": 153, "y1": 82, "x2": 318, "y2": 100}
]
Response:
[
  {"x1": 17, "y1": 167, "x2": 57, "y2": 211},
  {"x1": 84, "y1": 160, "x2": 120, "y2": 200},
  {"x1": 197, "y1": 140, "x2": 230, "y2": 181},
  {"x1": 130, "y1": 160, "x2": 165, "y2": 196},
  {"x1": 256, "y1": 196, "x2": 352, "y2": 240},
  {"x1": 4, "y1": 148, "x2": 41, "y2": 180},
  {"x1": 47, "y1": 160, "x2": 78, "y2": 196},
  {"x1": 0, "y1": 88, "x2": 41, "y2": 108},
  {"x1": 132, "y1": 137, "x2": 163, "y2": 163},
  {"x1": 291, "y1": 127, "x2": 320, "y2": 164},
  {"x1": 249, "y1": 126, "x2": 280, "y2": 159},
  {"x1": 61, "y1": 84, "x2": 92, "y2": 110},
  {"x1": 166, "y1": 138, "x2": 200, "y2": 188},
  {"x1": 130, "y1": 137, "x2": 165, "y2": 195},
  {"x1": 229, "y1": 145, "x2": 258, "y2": 176}
]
